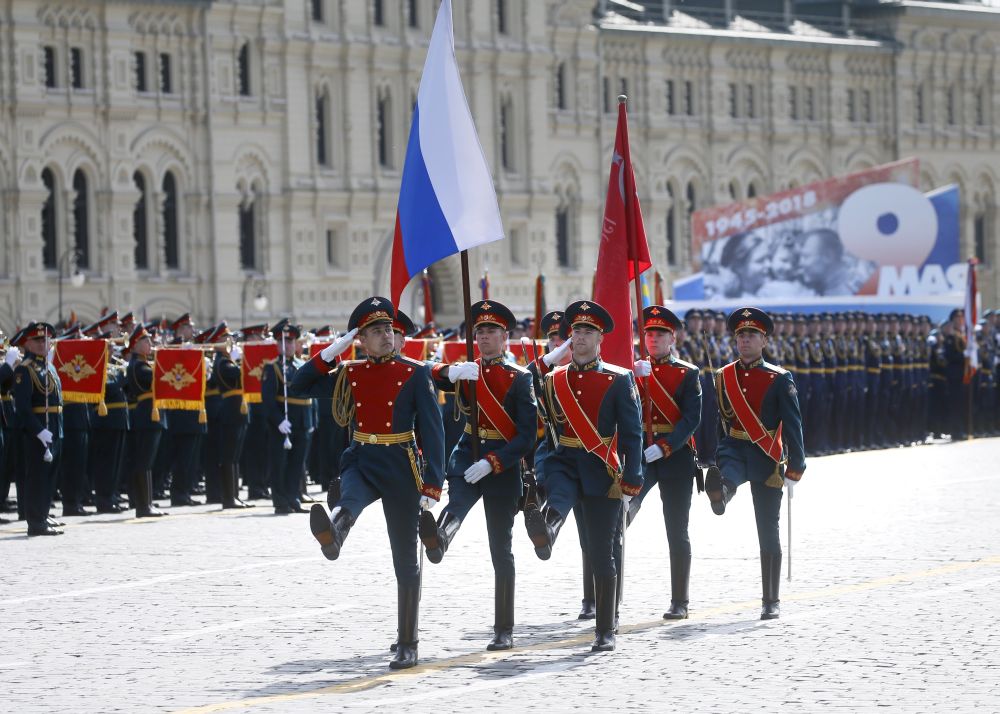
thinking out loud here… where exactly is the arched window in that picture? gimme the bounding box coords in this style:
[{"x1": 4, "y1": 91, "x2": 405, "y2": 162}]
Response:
[
  {"x1": 747, "y1": 183, "x2": 757, "y2": 199},
  {"x1": 239, "y1": 189, "x2": 257, "y2": 270},
  {"x1": 72, "y1": 170, "x2": 90, "y2": 269},
  {"x1": 666, "y1": 184, "x2": 676, "y2": 266},
  {"x1": 316, "y1": 90, "x2": 330, "y2": 166},
  {"x1": 556, "y1": 204, "x2": 571, "y2": 268},
  {"x1": 408, "y1": 0, "x2": 418, "y2": 28},
  {"x1": 685, "y1": 182, "x2": 697, "y2": 244},
  {"x1": 555, "y1": 63, "x2": 566, "y2": 110},
  {"x1": 133, "y1": 172, "x2": 149, "y2": 269},
  {"x1": 238, "y1": 43, "x2": 251, "y2": 97},
  {"x1": 163, "y1": 172, "x2": 179, "y2": 269},
  {"x1": 311, "y1": 0, "x2": 324, "y2": 23},
  {"x1": 377, "y1": 90, "x2": 392, "y2": 168},
  {"x1": 500, "y1": 96, "x2": 514, "y2": 171},
  {"x1": 41, "y1": 168, "x2": 58, "y2": 269}
]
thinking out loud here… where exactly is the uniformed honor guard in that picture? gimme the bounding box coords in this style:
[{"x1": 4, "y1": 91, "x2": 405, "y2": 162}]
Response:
[
  {"x1": 205, "y1": 322, "x2": 251, "y2": 509},
  {"x1": 629, "y1": 306, "x2": 702, "y2": 619},
  {"x1": 0, "y1": 337, "x2": 19, "y2": 523},
  {"x1": 238, "y1": 323, "x2": 271, "y2": 500},
  {"x1": 705, "y1": 307, "x2": 805, "y2": 620},
  {"x1": 124, "y1": 325, "x2": 168, "y2": 518},
  {"x1": 164, "y1": 313, "x2": 205, "y2": 506},
  {"x1": 526, "y1": 300, "x2": 643, "y2": 652},
  {"x1": 262, "y1": 319, "x2": 313, "y2": 514},
  {"x1": 298, "y1": 297, "x2": 445, "y2": 670},
  {"x1": 420, "y1": 300, "x2": 537, "y2": 650},
  {"x1": 12, "y1": 323, "x2": 64, "y2": 535}
]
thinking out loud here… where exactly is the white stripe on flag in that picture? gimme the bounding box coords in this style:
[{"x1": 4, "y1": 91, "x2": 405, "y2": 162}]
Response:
[{"x1": 417, "y1": 0, "x2": 503, "y2": 251}]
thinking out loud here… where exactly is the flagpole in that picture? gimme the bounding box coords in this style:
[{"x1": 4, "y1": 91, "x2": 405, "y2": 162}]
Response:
[
  {"x1": 618, "y1": 95, "x2": 654, "y2": 447},
  {"x1": 460, "y1": 250, "x2": 480, "y2": 461}
]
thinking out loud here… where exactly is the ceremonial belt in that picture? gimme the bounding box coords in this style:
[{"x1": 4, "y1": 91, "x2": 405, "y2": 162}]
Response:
[
  {"x1": 559, "y1": 435, "x2": 612, "y2": 449},
  {"x1": 277, "y1": 395, "x2": 311, "y2": 406},
  {"x1": 866, "y1": 367, "x2": 881, "y2": 374},
  {"x1": 136, "y1": 392, "x2": 154, "y2": 402},
  {"x1": 1, "y1": 395, "x2": 11, "y2": 402},
  {"x1": 222, "y1": 389, "x2": 243, "y2": 399},
  {"x1": 472, "y1": 367, "x2": 517, "y2": 442},
  {"x1": 205, "y1": 389, "x2": 220, "y2": 397},
  {"x1": 464, "y1": 423, "x2": 506, "y2": 441},
  {"x1": 103, "y1": 401, "x2": 127, "y2": 410},
  {"x1": 552, "y1": 369, "x2": 621, "y2": 474},
  {"x1": 32, "y1": 406, "x2": 63, "y2": 414},
  {"x1": 353, "y1": 430, "x2": 416, "y2": 445},
  {"x1": 720, "y1": 362, "x2": 783, "y2": 464},
  {"x1": 651, "y1": 424, "x2": 675, "y2": 434},
  {"x1": 729, "y1": 427, "x2": 776, "y2": 441}
]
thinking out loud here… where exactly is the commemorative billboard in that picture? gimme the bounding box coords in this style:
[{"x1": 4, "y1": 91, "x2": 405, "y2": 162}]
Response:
[{"x1": 672, "y1": 158, "x2": 964, "y2": 320}]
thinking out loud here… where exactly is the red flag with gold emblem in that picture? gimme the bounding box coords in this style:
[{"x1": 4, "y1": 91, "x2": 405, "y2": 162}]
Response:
[
  {"x1": 154, "y1": 348, "x2": 206, "y2": 417},
  {"x1": 241, "y1": 343, "x2": 280, "y2": 404},
  {"x1": 54, "y1": 339, "x2": 109, "y2": 409}
]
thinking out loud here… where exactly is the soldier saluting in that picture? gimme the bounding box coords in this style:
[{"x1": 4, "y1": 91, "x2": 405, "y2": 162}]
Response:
[
  {"x1": 420, "y1": 299, "x2": 537, "y2": 651},
  {"x1": 526, "y1": 300, "x2": 643, "y2": 653},
  {"x1": 705, "y1": 307, "x2": 805, "y2": 620},
  {"x1": 629, "y1": 305, "x2": 702, "y2": 620},
  {"x1": 297, "y1": 297, "x2": 444, "y2": 670}
]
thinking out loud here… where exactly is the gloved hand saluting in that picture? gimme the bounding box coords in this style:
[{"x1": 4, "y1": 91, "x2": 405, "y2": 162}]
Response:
[
  {"x1": 4, "y1": 346, "x2": 19, "y2": 367},
  {"x1": 321, "y1": 328, "x2": 359, "y2": 362},
  {"x1": 542, "y1": 339, "x2": 571, "y2": 367}
]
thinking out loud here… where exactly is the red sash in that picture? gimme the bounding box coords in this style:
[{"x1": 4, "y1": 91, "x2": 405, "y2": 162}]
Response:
[
  {"x1": 553, "y1": 368, "x2": 621, "y2": 474},
  {"x1": 473, "y1": 363, "x2": 517, "y2": 442},
  {"x1": 721, "y1": 362, "x2": 783, "y2": 463},
  {"x1": 646, "y1": 373, "x2": 682, "y2": 426}
]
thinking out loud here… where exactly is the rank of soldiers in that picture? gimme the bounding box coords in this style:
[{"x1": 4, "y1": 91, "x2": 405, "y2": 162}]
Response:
[{"x1": 2, "y1": 301, "x2": 998, "y2": 669}]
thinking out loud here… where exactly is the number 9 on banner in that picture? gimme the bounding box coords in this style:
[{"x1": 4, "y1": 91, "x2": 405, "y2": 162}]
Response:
[{"x1": 838, "y1": 183, "x2": 938, "y2": 267}]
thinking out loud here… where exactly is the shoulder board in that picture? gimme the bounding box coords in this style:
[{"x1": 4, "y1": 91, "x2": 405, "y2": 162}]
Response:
[
  {"x1": 599, "y1": 363, "x2": 631, "y2": 376},
  {"x1": 397, "y1": 355, "x2": 425, "y2": 368},
  {"x1": 671, "y1": 358, "x2": 699, "y2": 372},
  {"x1": 761, "y1": 361, "x2": 788, "y2": 375},
  {"x1": 716, "y1": 360, "x2": 738, "y2": 377}
]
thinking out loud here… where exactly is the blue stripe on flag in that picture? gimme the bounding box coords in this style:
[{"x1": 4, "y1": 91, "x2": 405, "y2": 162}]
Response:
[{"x1": 397, "y1": 105, "x2": 461, "y2": 277}]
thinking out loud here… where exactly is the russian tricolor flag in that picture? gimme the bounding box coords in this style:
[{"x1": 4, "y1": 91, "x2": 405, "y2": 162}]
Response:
[{"x1": 390, "y1": 0, "x2": 504, "y2": 308}]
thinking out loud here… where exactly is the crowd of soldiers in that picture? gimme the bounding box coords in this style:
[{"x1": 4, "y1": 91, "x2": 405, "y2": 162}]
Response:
[{"x1": 2, "y1": 298, "x2": 997, "y2": 669}]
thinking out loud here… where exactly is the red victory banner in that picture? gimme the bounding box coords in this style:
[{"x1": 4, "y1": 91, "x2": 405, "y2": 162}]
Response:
[
  {"x1": 154, "y1": 348, "x2": 207, "y2": 422},
  {"x1": 241, "y1": 342, "x2": 280, "y2": 404},
  {"x1": 54, "y1": 339, "x2": 109, "y2": 413},
  {"x1": 402, "y1": 338, "x2": 430, "y2": 361}
]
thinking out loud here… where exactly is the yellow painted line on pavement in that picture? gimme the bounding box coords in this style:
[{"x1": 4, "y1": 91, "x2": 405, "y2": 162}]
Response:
[{"x1": 173, "y1": 553, "x2": 1000, "y2": 713}]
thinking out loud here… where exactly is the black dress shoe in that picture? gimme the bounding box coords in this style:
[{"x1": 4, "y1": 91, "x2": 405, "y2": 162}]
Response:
[
  {"x1": 274, "y1": 506, "x2": 293, "y2": 515},
  {"x1": 28, "y1": 525, "x2": 63, "y2": 536},
  {"x1": 578, "y1": 599, "x2": 597, "y2": 620},
  {"x1": 96, "y1": 504, "x2": 123, "y2": 514},
  {"x1": 300, "y1": 493, "x2": 316, "y2": 503},
  {"x1": 289, "y1": 504, "x2": 309, "y2": 513},
  {"x1": 47, "y1": 517, "x2": 66, "y2": 527},
  {"x1": 136, "y1": 508, "x2": 168, "y2": 518},
  {"x1": 170, "y1": 496, "x2": 202, "y2": 507},
  {"x1": 62, "y1": 507, "x2": 94, "y2": 517}
]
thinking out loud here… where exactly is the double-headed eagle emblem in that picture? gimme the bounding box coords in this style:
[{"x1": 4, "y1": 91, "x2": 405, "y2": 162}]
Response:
[{"x1": 57, "y1": 354, "x2": 97, "y2": 383}]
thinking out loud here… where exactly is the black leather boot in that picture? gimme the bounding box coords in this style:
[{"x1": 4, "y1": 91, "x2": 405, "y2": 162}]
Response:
[
  {"x1": 578, "y1": 551, "x2": 596, "y2": 619},
  {"x1": 326, "y1": 476, "x2": 341, "y2": 510},
  {"x1": 591, "y1": 575, "x2": 618, "y2": 652},
  {"x1": 525, "y1": 504, "x2": 565, "y2": 560},
  {"x1": 760, "y1": 551, "x2": 782, "y2": 620},
  {"x1": 310, "y1": 504, "x2": 354, "y2": 560},
  {"x1": 705, "y1": 466, "x2": 734, "y2": 515},
  {"x1": 221, "y1": 464, "x2": 251, "y2": 509},
  {"x1": 663, "y1": 552, "x2": 691, "y2": 620},
  {"x1": 420, "y1": 511, "x2": 462, "y2": 564},
  {"x1": 389, "y1": 583, "x2": 420, "y2": 669},
  {"x1": 136, "y1": 471, "x2": 167, "y2": 518},
  {"x1": 487, "y1": 573, "x2": 515, "y2": 650}
]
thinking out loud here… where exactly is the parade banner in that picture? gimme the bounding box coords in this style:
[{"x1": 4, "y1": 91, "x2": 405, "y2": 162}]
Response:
[
  {"x1": 402, "y1": 338, "x2": 430, "y2": 361},
  {"x1": 440, "y1": 341, "x2": 479, "y2": 363},
  {"x1": 508, "y1": 340, "x2": 546, "y2": 366},
  {"x1": 241, "y1": 343, "x2": 279, "y2": 404},
  {"x1": 54, "y1": 339, "x2": 108, "y2": 409},
  {"x1": 674, "y1": 158, "x2": 965, "y2": 320},
  {"x1": 154, "y1": 349, "x2": 206, "y2": 422}
]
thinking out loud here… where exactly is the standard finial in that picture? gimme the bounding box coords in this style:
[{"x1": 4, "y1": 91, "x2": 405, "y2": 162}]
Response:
[{"x1": 617, "y1": 94, "x2": 628, "y2": 104}]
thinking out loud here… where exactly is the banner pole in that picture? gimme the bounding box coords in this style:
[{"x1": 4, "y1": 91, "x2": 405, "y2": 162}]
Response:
[{"x1": 460, "y1": 250, "x2": 480, "y2": 461}]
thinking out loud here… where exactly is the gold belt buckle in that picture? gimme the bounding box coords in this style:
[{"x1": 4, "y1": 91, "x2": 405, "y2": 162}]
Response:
[
  {"x1": 479, "y1": 427, "x2": 488, "y2": 439},
  {"x1": 368, "y1": 433, "x2": 378, "y2": 444}
]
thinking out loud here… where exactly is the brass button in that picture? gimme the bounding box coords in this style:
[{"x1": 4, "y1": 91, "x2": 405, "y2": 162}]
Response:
[{"x1": 368, "y1": 433, "x2": 377, "y2": 443}]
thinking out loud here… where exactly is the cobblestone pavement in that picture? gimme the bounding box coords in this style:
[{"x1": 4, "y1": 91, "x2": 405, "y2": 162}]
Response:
[{"x1": 2, "y1": 438, "x2": 999, "y2": 713}]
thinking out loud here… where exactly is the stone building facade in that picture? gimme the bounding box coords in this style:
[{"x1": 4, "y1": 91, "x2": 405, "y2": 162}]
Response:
[{"x1": 0, "y1": 0, "x2": 997, "y2": 331}]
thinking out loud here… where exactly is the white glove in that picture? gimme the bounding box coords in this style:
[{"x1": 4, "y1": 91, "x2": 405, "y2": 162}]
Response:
[
  {"x1": 448, "y1": 361, "x2": 479, "y2": 383},
  {"x1": 622, "y1": 494, "x2": 633, "y2": 507},
  {"x1": 278, "y1": 418, "x2": 292, "y2": 435},
  {"x1": 644, "y1": 444, "x2": 664, "y2": 463},
  {"x1": 633, "y1": 360, "x2": 651, "y2": 377},
  {"x1": 229, "y1": 344, "x2": 243, "y2": 361},
  {"x1": 37, "y1": 428, "x2": 53, "y2": 447},
  {"x1": 4, "y1": 347, "x2": 19, "y2": 367},
  {"x1": 464, "y1": 459, "x2": 493, "y2": 484},
  {"x1": 419, "y1": 496, "x2": 438, "y2": 510},
  {"x1": 542, "y1": 339, "x2": 571, "y2": 367},
  {"x1": 321, "y1": 328, "x2": 358, "y2": 361}
]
